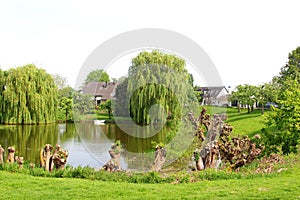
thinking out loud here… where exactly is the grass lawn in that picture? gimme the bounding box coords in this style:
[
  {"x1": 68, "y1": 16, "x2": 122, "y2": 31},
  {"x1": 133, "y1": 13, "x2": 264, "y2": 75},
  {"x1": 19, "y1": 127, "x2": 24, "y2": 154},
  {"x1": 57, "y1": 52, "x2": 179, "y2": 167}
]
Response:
[
  {"x1": 225, "y1": 107, "x2": 268, "y2": 137},
  {"x1": 204, "y1": 106, "x2": 269, "y2": 137},
  {"x1": 1, "y1": 167, "x2": 300, "y2": 200}
]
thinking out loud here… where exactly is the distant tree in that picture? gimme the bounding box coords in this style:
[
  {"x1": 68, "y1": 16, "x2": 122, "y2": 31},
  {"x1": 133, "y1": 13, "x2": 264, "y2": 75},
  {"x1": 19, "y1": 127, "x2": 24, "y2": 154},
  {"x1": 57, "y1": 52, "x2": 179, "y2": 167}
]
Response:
[
  {"x1": 84, "y1": 69, "x2": 110, "y2": 85},
  {"x1": 111, "y1": 78, "x2": 118, "y2": 83},
  {"x1": 52, "y1": 74, "x2": 67, "y2": 90},
  {"x1": 230, "y1": 84, "x2": 257, "y2": 113},
  {"x1": 0, "y1": 64, "x2": 58, "y2": 124},
  {"x1": 257, "y1": 79, "x2": 280, "y2": 114}
]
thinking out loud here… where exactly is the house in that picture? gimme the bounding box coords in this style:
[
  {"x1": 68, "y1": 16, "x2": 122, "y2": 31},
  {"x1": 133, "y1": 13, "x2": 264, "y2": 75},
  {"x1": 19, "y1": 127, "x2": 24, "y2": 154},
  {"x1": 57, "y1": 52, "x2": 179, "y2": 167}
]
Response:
[
  {"x1": 197, "y1": 86, "x2": 230, "y2": 106},
  {"x1": 81, "y1": 82, "x2": 118, "y2": 106}
]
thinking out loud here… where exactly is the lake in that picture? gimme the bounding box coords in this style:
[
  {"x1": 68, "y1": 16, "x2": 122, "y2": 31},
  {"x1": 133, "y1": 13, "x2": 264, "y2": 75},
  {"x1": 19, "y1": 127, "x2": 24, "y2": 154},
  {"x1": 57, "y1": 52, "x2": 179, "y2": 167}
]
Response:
[{"x1": 0, "y1": 122, "x2": 169, "y2": 171}]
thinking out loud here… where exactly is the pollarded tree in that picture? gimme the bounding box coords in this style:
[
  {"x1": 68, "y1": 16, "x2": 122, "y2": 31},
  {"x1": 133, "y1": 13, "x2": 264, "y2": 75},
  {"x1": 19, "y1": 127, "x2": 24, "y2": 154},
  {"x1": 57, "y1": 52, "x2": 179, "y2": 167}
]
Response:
[
  {"x1": 0, "y1": 64, "x2": 58, "y2": 124},
  {"x1": 127, "y1": 50, "x2": 193, "y2": 124}
]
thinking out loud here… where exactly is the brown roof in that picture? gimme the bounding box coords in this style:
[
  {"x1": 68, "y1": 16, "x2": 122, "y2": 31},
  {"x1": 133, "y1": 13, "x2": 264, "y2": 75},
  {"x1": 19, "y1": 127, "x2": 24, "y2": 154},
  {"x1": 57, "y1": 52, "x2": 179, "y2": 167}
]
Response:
[{"x1": 82, "y1": 82, "x2": 118, "y2": 100}]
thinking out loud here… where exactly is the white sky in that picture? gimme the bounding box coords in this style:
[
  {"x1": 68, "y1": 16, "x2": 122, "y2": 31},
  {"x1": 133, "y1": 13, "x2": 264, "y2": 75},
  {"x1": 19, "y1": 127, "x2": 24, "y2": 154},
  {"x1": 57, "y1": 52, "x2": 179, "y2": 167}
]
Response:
[{"x1": 1, "y1": 0, "x2": 300, "y2": 89}]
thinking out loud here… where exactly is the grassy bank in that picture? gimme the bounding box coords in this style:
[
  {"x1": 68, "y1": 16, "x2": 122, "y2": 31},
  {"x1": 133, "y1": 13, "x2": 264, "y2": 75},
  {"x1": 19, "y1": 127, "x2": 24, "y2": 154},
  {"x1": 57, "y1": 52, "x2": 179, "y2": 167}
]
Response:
[{"x1": 1, "y1": 166, "x2": 299, "y2": 199}]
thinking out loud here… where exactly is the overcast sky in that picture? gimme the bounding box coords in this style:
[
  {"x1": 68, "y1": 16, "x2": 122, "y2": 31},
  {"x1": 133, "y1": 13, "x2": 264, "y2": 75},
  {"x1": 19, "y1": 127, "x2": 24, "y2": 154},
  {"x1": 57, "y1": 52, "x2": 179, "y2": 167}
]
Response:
[{"x1": 1, "y1": 0, "x2": 300, "y2": 89}]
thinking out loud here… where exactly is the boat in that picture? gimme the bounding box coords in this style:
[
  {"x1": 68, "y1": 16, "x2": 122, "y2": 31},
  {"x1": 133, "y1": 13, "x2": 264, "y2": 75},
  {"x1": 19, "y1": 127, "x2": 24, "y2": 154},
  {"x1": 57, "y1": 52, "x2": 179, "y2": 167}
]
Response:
[{"x1": 94, "y1": 120, "x2": 105, "y2": 125}]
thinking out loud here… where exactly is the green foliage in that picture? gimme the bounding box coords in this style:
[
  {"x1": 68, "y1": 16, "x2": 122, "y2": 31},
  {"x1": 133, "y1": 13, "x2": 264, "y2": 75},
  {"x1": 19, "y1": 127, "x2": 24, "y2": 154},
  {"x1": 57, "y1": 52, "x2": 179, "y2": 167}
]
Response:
[
  {"x1": 151, "y1": 141, "x2": 165, "y2": 149},
  {"x1": 99, "y1": 100, "x2": 112, "y2": 119},
  {"x1": 127, "y1": 50, "x2": 194, "y2": 124},
  {"x1": 0, "y1": 64, "x2": 58, "y2": 124},
  {"x1": 263, "y1": 47, "x2": 300, "y2": 155},
  {"x1": 230, "y1": 84, "x2": 257, "y2": 113},
  {"x1": 73, "y1": 92, "x2": 95, "y2": 115},
  {"x1": 265, "y1": 79, "x2": 300, "y2": 154},
  {"x1": 57, "y1": 97, "x2": 73, "y2": 121},
  {"x1": 279, "y1": 46, "x2": 300, "y2": 83},
  {"x1": 84, "y1": 69, "x2": 110, "y2": 85}
]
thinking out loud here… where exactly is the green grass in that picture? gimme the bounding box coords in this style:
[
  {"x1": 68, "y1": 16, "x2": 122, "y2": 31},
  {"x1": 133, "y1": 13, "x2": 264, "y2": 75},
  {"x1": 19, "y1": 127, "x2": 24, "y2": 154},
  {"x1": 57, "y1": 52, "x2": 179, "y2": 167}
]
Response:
[
  {"x1": 225, "y1": 107, "x2": 268, "y2": 137},
  {"x1": 204, "y1": 106, "x2": 269, "y2": 137},
  {"x1": 1, "y1": 167, "x2": 300, "y2": 200}
]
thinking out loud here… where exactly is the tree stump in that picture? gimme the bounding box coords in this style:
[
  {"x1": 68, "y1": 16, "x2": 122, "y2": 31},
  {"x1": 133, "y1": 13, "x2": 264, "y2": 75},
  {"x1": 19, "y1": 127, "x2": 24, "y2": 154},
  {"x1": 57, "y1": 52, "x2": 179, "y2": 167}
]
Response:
[
  {"x1": 41, "y1": 144, "x2": 53, "y2": 171},
  {"x1": 152, "y1": 145, "x2": 166, "y2": 172},
  {"x1": 16, "y1": 156, "x2": 24, "y2": 169},
  {"x1": 102, "y1": 141, "x2": 122, "y2": 171},
  {"x1": 7, "y1": 146, "x2": 15, "y2": 163},
  {"x1": 52, "y1": 144, "x2": 69, "y2": 170},
  {"x1": 0, "y1": 145, "x2": 4, "y2": 164}
]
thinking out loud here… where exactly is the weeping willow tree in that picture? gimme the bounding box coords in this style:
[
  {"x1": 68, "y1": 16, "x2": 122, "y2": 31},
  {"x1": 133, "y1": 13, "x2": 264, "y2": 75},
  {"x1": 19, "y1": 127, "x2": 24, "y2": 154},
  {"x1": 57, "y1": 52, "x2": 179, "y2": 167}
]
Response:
[
  {"x1": 127, "y1": 51, "x2": 194, "y2": 124},
  {"x1": 0, "y1": 64, "x2": 58, "y2": 124}
]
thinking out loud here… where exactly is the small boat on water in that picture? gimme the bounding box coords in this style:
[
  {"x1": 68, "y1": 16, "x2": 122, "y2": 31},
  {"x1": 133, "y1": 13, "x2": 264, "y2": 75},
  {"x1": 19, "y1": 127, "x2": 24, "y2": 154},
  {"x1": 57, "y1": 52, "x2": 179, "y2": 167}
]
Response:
[{"x1": 94, "y1": 120, "x2": 105, "y2": 125}]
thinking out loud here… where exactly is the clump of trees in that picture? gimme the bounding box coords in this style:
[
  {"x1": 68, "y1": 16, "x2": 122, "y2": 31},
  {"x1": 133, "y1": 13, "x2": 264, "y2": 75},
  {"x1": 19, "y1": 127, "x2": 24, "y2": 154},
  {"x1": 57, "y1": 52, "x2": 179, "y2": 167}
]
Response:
[
  {"x1": 0, "y1": 64, "x2": 58, "y2": 124},
  {"x1": 230, "y1": 82, "x2": 279, "y2": 114}
]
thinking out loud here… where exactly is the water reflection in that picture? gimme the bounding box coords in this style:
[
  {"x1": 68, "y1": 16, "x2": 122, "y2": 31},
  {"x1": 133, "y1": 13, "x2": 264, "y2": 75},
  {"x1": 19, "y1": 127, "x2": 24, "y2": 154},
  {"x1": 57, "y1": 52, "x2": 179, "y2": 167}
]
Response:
[{"x1": 0, "y1": 122, "x2": 172, "y2": 170}]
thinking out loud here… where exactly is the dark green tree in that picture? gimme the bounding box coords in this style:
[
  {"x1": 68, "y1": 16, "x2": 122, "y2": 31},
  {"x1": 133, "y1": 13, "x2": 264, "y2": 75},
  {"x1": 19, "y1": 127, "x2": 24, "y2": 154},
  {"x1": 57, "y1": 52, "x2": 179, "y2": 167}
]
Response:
[{"x1": 0, "y1": 64, "x2": 58, "y2": 124}]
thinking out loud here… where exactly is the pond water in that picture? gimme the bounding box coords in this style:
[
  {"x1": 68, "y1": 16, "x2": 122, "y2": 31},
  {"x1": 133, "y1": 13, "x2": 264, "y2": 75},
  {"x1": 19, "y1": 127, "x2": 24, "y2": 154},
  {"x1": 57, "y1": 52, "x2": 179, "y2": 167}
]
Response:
[{"x1": 0, "y1": 122, "x2": 169, "y2": 170}]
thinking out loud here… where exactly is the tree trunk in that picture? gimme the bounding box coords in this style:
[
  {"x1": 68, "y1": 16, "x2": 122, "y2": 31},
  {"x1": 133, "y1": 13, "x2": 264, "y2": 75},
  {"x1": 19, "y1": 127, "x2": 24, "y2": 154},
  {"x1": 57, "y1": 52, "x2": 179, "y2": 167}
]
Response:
[
  {"x1": 196, "y1": 159, "x2": 204, "y2": 170},
  {"x1": 44, "y1": 144, "x2": 53, "y2": 172},
  {"x1": 7, "y1": 146, "x2": 15, "y2": 163},
  {"x1": 52, "y1": 144, "x2": 69, "y2": 170},
  {"x1": 102, "y1": 143, "x2": 122, "y2": 171},
  {"x1": 16, "y1": 156, "x2": 24, "y2": 169},
  {"x1": 153, "y1": 146, "x2": 166, "y2": 171},
  {"x1": 0, "y1": 145, "x2": 4, "y2": 164},
  {"x1": 261, "y1": 104, "x2": 265, "y2": 115},
  {"x1": 237, "y1": 102, "x2": 241, "y2": 113}
]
